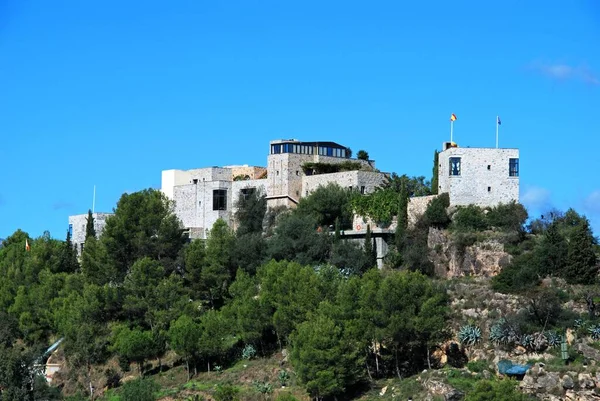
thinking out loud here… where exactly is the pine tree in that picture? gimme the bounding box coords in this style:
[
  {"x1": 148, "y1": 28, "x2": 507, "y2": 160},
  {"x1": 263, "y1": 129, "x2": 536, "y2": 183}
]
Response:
[
  {"x1": 431, "y1": 150, "x2": 439, "y2": 194},
  {"x1": 364, "y1": 225, "x2": 376, "y2": 269},
  {"x1": 564, "y1": 219, "x2": 599, "y2": 284},
  {"x1": 85, "y1": 209, "x2": 96, "y2": 240}
]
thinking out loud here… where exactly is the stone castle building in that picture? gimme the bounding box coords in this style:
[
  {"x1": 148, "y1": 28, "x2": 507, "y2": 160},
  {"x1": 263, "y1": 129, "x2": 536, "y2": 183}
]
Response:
[
  {"x1": 68, "y1": 212, "x2": 113, "y2": 254},
  {"x1": 160, "y1": 139, "x2": 388, "y2": 239},
  {"x1": 437, "y1": 141, "x2": 519, "y2": 207}
]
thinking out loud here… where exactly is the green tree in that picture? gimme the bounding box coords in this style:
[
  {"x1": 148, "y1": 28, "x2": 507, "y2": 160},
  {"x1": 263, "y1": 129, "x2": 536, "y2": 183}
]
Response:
[
  {"x1": 101, "y1": 189, "x2": 185, "y2": 279},
  {"x1": 296, "y1": 183, "x2": 354, "y2": 228},
  {"x1": 168, "y1": 315, "x2": 201, "y2": 380},
  {"x1": 563, "y1": 219, "x2": 599, "y2": 284},
  {"x1": 290, "y1": 302, "x2": 364, "y2": 400},
  {"x1": 431, "y1": 150, "x2": 439, "y2": 194},
  {"x1": 184, "y1": 238, "x2": 206, "y2": 298},
  {"x1": 536, "y1": 221, "x2": 567, "y2": 277},
  {"x1": 203, "y1": 219, "x2": 235, "y2": 307},
  {"x1": 267, "y1": 213, "x2": 331, "y2": 266},
  {"x1": 0, "y1": 344, "x2": 36, "y2": 400},
  {"x1": 329, "y1": 240, "x2": 370, "y2": 275},
  {"x1": 57, "y1": 230, "x2": 79, "y2": 274},
  {"x1": 123, "y1": 257, "x2": 166, "y2": 327},
  {"x1": 363, "y1": 225, "x2": 376, "y2": 269},
  {"x1": 356, "y1": 150, "x2": 369, "y2": 160},
  {"x1": 224, "y1": 270, "x2": 271, "y2": 348},
  {"x1": 424, "y1": 193, "x2": 450, "y2": 228},
  {"x1": 198, "y1": 310, "x2": 229, "y2": 372},
  {"x1": 112, "y1": 326, "x2": 155, "y2": 376},
  {"x1": 85, "y1": 209, "x2": 96, "y2": 240},
  {"x1": 258, "y1": 260, "x2": 322, "y2": 344},
  {"x1": 395, "y1": 180, "x2": 409, "y2": 251},
  {"x1": 231, "y1": 232, "x2": 267, "y2": 276},
  {"x1": 235, "y1": 188, "x2": 267, "y2": 236},
  {"x1": 81, "y1": 236, "x2": 116, "y2": 285}
]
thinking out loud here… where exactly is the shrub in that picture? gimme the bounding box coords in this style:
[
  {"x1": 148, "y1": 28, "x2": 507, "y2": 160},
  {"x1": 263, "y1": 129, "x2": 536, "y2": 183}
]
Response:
[
  {"x1": 278, "y1": 370, "x2": 290, "y2": 387},
  {"x1": 486, "y1": 202, "x2": 528, "y2": 232},
  {"x1": 452, "y1": 205, "x2": 488, "y2": 231},
  {"x1": 120, "y1": 378, "x2": 160, "y2": 401},
  {"x1": 214, "y1": 384, "x2": 240, "y2": 401},
  {"x1": 424, "y1": 193, "x2": 450, "y2": 228},
  {"x1": 276, "y1": 393, "x2": 299, "y2": 401},
  {"x1": 467, "y1": 359, "x2": 489, "y2": 373},
  {"x1": 465, "y1": 379, "x2": 530, "y2": 401}
]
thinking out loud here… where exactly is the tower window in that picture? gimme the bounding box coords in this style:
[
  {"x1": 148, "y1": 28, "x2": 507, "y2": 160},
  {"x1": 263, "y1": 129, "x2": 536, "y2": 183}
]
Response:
[
  {"x1": 360, "y1": 186, "x2": 365, "y2": 194},
  {"x1": 487, "y1": 165, "x2": 491, "y2": 170},
  {"x1": 488, "y1": 186, "x2": 491, "y2": 192},
  {"x1": 193, "y1": 179, "x2": 198, "y2": 184},
  {"x1": 509, "y1": 158, "x2": 519, "y2": 177},
  {"x1": 213, "y1": 189, "x2": 227, "y2": 210},
  {"x1": 449, "y1": 157, "x2": 461, "y2": 176}
]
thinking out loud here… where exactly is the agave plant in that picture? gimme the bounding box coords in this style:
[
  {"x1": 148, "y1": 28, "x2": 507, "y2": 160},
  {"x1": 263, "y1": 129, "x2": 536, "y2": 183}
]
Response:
[
  {"x1": 458, "y1": 324, "x2": 482, "y2": 346},
  {"x1": 519, "y1": 334, "x2": 535, "y2": 350},
  {"x1": 545, "y1": 331, "x2": 563, "y2": 348},
  {"x1": 588, "y1": 324, "x2": 600, "y2": 340},
  {"x1": 574, "y1": 319, "x2": 585, "y2": 329}
]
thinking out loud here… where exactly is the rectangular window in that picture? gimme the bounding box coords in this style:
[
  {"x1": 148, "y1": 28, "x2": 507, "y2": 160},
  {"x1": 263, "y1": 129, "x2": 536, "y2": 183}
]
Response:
[
  {"x1": 449, "y1": 157, "x2": 461, "y2": 176},
  {"x1": 213, "y1": 189, "x2": 227, "y2": 210},
  {"x1": 360, "y1": 186, "x2": 365, "y2": 194},
  {"x1": 271, "y1": 144, "x2": 281, "y2": 154},
  {"x1": 68, "y1": 224, "x2": 73, "y2": 238},
  {"x1": 241, "y1": 187, "x2": 255, "y2": 200},
  {"x1": 509, "y1": 158, "x2": 519, "y2": 177}
]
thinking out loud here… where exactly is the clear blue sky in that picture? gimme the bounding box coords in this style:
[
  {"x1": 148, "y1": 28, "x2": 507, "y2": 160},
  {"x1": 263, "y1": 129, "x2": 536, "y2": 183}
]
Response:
[{"x1": 1, "y1": 0, "x2": 599, "y2": 240}]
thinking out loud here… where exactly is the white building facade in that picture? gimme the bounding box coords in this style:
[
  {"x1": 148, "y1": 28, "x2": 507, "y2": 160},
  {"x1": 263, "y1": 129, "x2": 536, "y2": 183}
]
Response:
[
  {"x1": 438, "y1": 142, "x2": 519, "y2": 207},
  {"x1": 161, "y1": 139, "x2": 388, "y2": 238}
]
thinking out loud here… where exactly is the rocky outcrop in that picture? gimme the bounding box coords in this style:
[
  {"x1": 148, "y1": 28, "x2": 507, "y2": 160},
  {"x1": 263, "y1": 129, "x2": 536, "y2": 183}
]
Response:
[{"x1": 428, "y1": 228, "x2": 512, "y2": 278}]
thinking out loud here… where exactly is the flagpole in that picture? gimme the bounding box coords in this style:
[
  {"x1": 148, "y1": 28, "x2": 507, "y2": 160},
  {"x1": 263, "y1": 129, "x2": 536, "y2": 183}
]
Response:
[
  {"x1": 495, "y1": 116, "x2": 499, "y2": 148},
  {"x1": 450, "y1": 120, "x2": 454, "y2": 143},
  {"x1": 92, "y1": 185, "x2": 96, "y2": 214}
]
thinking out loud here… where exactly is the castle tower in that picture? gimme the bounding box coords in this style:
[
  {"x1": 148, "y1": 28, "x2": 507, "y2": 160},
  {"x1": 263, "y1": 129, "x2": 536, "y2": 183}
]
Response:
[{"x1": 438, "y1": 142, "x2": 519, "y2": 207}]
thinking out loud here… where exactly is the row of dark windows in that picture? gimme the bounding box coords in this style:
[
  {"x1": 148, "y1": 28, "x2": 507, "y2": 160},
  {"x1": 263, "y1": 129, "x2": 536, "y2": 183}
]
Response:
[
  {"x1": 212, "y1": 187, "x2": 257, "y2": 211},
  {"x1": 271, "y1": 143, "x2": 348, "y2": 158},
  {"x1": 449, "y1": 157, "x2": 519, "y2": 177}
]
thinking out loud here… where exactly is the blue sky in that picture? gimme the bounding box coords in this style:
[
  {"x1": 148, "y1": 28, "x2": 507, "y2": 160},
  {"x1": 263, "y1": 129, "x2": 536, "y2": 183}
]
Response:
[{"x1": 1, "y1": 0, "x2": 599, "y2": 240}]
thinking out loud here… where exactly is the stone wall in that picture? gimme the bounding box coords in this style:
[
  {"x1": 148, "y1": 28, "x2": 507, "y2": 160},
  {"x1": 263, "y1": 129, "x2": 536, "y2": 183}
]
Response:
[
  {"x1": 229, "y1": 165, "x2": 267, "y2": 180},
  {"x1": 68, "y1": 212, "x2": 113, "y2": 255},
  {"x1": 302, "y1": 170, "x2": 386, "y2": 198},
  {"x1": 438, "y1": 147, "x2": 519, "y2": 207},
  {"x1": 407, "y1": 195, "x2": 438, "y2": 227}
]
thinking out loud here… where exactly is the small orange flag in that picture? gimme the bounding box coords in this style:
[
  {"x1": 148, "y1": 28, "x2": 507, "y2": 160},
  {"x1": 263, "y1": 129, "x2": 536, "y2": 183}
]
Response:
[
  {"x1": 25, "y1": 239, "x2": 30, "y2": 252},
  {"x1": 450, "y1": 113, "x2": 457, "y2": 122}
]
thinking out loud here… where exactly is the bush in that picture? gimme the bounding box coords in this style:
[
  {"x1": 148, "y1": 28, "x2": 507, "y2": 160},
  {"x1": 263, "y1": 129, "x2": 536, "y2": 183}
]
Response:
[
  {"x1": 486, "y1": 202, "x2": 528, "y2": 232},
  {"x1": 467, "y1": 360, "x2": 490, "y2": 373},
  {"x1": 120, "y1": 378, "x2": 160, "y2": 401},
  {"x1": 452, "y1": 205, "x2": 488, "y2": 231},
  {"x1": 465, "y1": 378, "x2": 531, "y2": 401},
  {"x1": 214, "y1": 384, "x2": 240, "y2": 401},
  {"x1": 424, "y1": 193, "x2": 450, "y2": 228}
]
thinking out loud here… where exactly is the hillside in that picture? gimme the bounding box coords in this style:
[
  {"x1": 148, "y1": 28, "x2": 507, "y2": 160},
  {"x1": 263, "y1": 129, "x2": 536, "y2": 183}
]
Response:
[{"x1": 0, "y1": 184, "x2": 598, "y2": 401}]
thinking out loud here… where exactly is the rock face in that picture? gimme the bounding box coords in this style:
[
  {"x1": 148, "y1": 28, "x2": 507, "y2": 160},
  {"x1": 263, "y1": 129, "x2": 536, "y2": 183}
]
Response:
[{"x1": 428, "y1": 228, "x2": 512, "y2": 278}]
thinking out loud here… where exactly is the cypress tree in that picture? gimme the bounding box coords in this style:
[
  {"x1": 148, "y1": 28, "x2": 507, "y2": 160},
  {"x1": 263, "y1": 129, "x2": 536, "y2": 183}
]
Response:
[
  {"x1": 431, "y1": 150, "x2": 439, "y2": 195},
  {"x1": 58, "y1": 230, "x2": 80, "y2": 273},
  {"x1": 364, "y1": 225, "x2": 376, "y2": 268},
  {"x1": 563, "y1": 219, "x2": 599, "y2": 284},
  {"x1": 334, "y1": 217, "x2": 341, "y2": 243},
  {"x1": 395, "y1": 180, "x2": 409, "y2": 251},
  {"x1": 85, "y1": 209, "x2": 96, "y2": 240}
]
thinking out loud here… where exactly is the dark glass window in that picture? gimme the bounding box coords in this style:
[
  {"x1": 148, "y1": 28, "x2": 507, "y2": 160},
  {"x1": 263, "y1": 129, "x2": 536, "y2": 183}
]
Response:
[
  {"x1": 241, "y1": 187, "x2": 255, "y2": 200},
  {"x1": 509, "y1": 158, "x2": 519, "y2": 177},
  {"x1": 213, "y1": 189, "x2": 227, "y2": 210},
  {"x1": 449, "y1": 157, "x2": 461, "y2": 176},
  {"x1": 68, "y1": 224, "x2": 73, "y2": 238},
  {"x1": 271, "y1": 144, "x2": 281, "y2": 154},
  {"x1": 327, "y1": 147, "x2": 333, "y2": 156}
]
